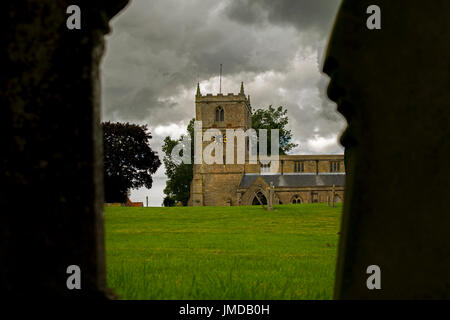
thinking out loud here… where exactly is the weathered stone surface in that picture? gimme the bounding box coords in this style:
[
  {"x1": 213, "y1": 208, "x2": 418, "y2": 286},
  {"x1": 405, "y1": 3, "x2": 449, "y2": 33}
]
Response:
[
  {"x1": 324, "y1": 0, "x2": 450, "y2": 299},
  {"x1": 0, "y1": 0, "x2": 128, "y2": 297}
]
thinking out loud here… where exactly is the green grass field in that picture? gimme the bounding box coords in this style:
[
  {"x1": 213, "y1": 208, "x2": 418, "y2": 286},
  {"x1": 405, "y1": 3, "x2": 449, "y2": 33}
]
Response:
[{"x1": 105, "y1": 203, "x2": 342, "y2": 300}]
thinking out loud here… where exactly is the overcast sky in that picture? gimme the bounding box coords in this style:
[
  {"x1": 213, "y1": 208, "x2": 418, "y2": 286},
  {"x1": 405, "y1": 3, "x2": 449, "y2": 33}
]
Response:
[{"x1": 101, "y1": 0, "x2": 345, "y2": 206}]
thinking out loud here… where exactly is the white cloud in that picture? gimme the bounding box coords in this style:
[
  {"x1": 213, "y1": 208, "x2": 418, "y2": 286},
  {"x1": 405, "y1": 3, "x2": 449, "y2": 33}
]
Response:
[
  {"x1": 154, "y1": 123, "x2": 187, "y2": 140},
  {"x1": 306, "y1": 134, "x2": 342, "y2": 153}
]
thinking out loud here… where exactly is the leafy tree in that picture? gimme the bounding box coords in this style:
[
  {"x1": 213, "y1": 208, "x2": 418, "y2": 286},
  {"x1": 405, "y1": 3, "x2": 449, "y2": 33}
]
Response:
[
  {"x1": 162, "y1": 118, "x2": 195, "y2": 206},
  {"x1": 252, "y1": 105, "x2": 298, "y2": 155},
  {"x1": 162, "y1": 196, "x2": 176, "y2": 207},
  {"x1": 103, "y1": 122, "x2": 161, "y2": 203}
]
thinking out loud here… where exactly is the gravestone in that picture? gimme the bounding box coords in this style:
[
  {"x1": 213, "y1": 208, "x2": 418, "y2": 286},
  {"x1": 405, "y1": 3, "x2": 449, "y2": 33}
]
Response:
[
  {"x1": 0, "y1": 0, "x2": 129, "y2": 297},
  {"x1": 331, "y1": 184, "x2": 336, "y2": 208},
  {"x1": 267, "y1": 182, "x2": 275, "y2": 211},
  {"x1": 324, "y1": 0, "x2": 450, "y2": 299}
]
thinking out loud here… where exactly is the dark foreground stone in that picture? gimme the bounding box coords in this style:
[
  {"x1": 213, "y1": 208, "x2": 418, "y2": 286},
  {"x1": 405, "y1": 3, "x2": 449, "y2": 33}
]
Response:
[
  {"x1": 324, "y1": 0, "x2": 450, "y2": 299},
  {"x1": 0, "y1": 0, "x2": 128, "y2": 298}
]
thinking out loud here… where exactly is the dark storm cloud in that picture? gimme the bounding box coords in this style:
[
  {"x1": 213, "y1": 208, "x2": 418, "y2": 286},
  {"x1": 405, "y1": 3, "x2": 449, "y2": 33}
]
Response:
[
  {"x1": 225, "y1": 0, "x2": 341, "y2": 37},
  {"x1": 102, "y1": 0, "x2": 301, "y2": 124}
]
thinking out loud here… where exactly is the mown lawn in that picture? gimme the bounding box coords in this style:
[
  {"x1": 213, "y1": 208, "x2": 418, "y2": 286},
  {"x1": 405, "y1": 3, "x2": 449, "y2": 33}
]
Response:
[{"x1": 105, "y1": 203, "x2": 342, "y2": 300}]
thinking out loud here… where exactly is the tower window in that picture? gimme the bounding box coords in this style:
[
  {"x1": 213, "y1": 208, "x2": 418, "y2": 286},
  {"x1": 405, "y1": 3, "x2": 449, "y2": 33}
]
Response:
[
  {"x1": 294, "y1": 161, "x2": 304, "y2": 173},
  {"x1": 216, "y1": 106, "x2": 224, "y2": 122}
]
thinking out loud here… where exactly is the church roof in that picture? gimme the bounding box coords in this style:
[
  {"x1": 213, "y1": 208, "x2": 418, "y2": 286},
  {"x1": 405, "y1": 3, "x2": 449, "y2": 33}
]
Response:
[{"x1": 239, "y1": 174, "x2": 345, "y2": 188}]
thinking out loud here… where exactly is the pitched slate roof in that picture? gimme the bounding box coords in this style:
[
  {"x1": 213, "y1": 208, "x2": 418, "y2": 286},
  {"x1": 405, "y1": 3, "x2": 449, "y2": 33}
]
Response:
[{"x1": 239, "y1": 174, "x2": 345, "y2": 188}]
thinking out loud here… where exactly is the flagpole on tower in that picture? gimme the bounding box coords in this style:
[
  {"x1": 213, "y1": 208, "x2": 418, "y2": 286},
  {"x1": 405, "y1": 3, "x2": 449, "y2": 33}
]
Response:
[{"x1": 219, "y1": 64, "x2": 222, "y2": 94}]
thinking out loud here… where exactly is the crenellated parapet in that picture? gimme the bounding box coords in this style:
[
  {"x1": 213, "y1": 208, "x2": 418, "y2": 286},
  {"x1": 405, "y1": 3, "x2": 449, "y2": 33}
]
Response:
[{"x1": 195, "y1": 82, "x2": 251, "y2": 109}]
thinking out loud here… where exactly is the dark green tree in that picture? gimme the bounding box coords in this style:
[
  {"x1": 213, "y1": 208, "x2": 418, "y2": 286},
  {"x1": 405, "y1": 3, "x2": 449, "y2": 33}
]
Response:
[
  {"x1": 162, "y1": 118, "x2": 195, "y2": 206},
  {"x1": 252, "y1": 105, "x2": 298, "y2": 155},
  {"x1": 103, "y1": 122, "x2": 161, "y2": 203}
]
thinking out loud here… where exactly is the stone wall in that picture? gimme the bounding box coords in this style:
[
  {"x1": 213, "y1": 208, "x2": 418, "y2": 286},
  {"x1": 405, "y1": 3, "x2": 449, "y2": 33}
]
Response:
[
  {"x1": 243, "y1": 155, "x2": 345, "y2": 175},
  {"x1": 275, "y1": 188, "x2": 345, "y2": 205},
  {"x1": 202, "y1": 173, "x2": 244, "y2": 206}
]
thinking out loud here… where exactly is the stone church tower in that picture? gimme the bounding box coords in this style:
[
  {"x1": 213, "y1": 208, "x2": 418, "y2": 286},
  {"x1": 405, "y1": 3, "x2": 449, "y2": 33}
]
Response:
[
  {"x1": 188, "y1": 82, "x2": 345, "y2": 207},
  {"x1": 189, "y1": 82, "x2": 253, "y2": 206}
]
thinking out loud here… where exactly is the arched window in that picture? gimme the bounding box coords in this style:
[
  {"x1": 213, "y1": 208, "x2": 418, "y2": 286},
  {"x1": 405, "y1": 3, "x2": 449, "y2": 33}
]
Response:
[
  {"x1": 252, "y1": 191, "x2": 267, "y2": 205},
  {"x1": 216, "y1": 106, "x2": 224, "y2": 122},
  {"x1": 292, "y1": 195, "x2": 302, "y2": 204}
]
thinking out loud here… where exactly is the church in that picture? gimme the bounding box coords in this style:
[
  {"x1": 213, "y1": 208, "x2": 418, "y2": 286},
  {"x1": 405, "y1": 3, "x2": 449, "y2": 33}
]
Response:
[{"x1": 188, "y1": 83, "x2": 345, "y2": 206}]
